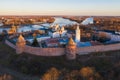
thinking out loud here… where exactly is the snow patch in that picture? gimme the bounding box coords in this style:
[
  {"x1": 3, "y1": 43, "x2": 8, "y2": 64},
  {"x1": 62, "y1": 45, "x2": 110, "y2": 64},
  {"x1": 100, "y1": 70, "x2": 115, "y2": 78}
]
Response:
[{"x1": 81, "y1": 17, "x2": 94, "y2": 25}]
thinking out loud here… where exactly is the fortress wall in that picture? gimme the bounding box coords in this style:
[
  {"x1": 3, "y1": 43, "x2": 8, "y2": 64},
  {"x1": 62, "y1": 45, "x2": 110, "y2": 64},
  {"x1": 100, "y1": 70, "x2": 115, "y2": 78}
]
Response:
[
  {"x1": 5, "y1": 40, "x2": 16, "y2": 49},
  {"x1": 5, "y1": 39, "x2": 120, "y2": 56},
  {"x1": 102, "y1": 43, "x2": 120, "y2": 51},
  {"x1": 24, "y1": 45, "x2": 65, "y2": 56},
  {"x1": 77, "y1": 43, "x2": 120, "y2": 55}
]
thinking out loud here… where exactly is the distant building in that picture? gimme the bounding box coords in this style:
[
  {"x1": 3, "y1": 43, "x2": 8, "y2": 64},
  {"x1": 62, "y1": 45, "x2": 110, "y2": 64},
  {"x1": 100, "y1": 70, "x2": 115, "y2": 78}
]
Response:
[
  {"x1": 48, "y1": 24, "x2": 67, "y2": 38},
  {"x1": 45, "y1": 38, "x2": 59, "y2": 47},
  {"x1": 26, "y1": 35, "x2": 51, "y2": 43},
  {"x1": 109, "y1": 34, "x2": 120, "y2": 42},
  {"x1": 96, "y1": 30, "x2": 120, "y2": 42},
  {"x1": 0, "y1": 21, "x2": 3, "y2": 26},
  {"x1": 8, "y1": 23, "x2": 19, "y2": 34},
  {"x1": 44, "y1": 38, "x2": 68, "y2": 48}
]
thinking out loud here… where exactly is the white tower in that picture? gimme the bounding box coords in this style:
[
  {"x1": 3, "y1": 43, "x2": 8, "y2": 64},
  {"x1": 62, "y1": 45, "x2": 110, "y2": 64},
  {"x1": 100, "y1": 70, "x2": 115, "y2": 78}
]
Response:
[{"x1": 75, "y1": 25, "x2": 80, "y2": 43}]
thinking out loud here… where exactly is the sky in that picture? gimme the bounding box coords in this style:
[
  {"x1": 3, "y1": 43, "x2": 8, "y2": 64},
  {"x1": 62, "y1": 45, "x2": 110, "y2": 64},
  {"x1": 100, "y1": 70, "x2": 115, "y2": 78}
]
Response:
[{"x1": 0, "y1": 0, "x2": 120, "y2": 16}]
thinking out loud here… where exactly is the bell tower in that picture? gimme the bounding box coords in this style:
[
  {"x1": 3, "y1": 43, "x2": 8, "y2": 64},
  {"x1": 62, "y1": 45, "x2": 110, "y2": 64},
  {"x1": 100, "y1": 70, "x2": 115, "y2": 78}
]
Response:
[{"x1": 75, "y1": 25, "x2": 80, "y2": 43}]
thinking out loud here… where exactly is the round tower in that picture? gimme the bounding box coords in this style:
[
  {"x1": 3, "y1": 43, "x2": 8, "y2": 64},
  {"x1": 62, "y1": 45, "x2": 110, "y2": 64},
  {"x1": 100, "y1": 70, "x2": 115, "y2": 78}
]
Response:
[
  {"x1": 75, "y1": 25, "x2": 80, "y2": 43},
  {"x1": 16, "y1": 34, "x2": 26, "y2": 54},
  {"x1": 66, "y1": 37, "x2": 77, "y2": 60}
]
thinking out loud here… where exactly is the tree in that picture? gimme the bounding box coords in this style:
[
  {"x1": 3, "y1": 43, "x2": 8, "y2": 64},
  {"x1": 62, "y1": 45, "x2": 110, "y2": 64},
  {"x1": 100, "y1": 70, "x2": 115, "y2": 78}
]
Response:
[
  {"x1": 31, "y1": 37, "x2": 40, "y2": 47},
  {"x1": 63, "y1": 70, "x2": 80, "y2": 80},
  {"x1": 97, "y1": 32, "x2": 111, "y2": 42},
  {"x1": 0, "y1": 74, "x2": 13, "y2": 80},
  {"x1": 80, "y1": 67, "x2": 94, "y2": 80},
  {"x1": 41, "y1": 67, "x2": 60, "y2": 80},
  {"x1": 79, "y1": 67, "x2": 102, "y2": 80}
]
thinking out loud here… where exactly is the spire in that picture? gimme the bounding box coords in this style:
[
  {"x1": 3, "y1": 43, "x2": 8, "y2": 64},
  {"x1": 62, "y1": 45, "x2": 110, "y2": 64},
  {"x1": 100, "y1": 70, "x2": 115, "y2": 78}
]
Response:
[{"x1": 67, "y1": 37, "x2": 76, "y2": 46}]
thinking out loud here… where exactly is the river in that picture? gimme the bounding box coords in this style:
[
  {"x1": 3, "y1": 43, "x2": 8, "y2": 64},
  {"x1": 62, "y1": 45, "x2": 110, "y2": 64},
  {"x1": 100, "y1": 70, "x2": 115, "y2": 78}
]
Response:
[{"x1": 0, "y1": 17, "x2": 78, "y2": 33}]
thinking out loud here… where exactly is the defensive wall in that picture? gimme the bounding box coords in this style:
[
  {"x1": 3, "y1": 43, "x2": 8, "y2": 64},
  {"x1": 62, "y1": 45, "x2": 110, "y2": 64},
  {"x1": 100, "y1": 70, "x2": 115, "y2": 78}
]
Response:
[{"x1": 5, "y1": 39, "x2": 120, "y2": 56}]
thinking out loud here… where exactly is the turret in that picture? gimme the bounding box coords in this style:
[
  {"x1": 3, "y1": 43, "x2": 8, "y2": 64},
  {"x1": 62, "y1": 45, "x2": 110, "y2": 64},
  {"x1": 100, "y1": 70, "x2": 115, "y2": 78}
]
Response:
[
  {"x1": 66, "y1": 37, "x2": 77, "y2": 60},
  {"x1": 16, "y1": 34, "x2": 26, "y2": 54}
]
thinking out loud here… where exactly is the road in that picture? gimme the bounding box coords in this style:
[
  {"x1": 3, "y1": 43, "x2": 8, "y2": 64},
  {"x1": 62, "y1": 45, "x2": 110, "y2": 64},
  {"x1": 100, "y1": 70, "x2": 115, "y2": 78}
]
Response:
[{"x1": 0, "y1": 65, "x2": 40, "y2": 80}]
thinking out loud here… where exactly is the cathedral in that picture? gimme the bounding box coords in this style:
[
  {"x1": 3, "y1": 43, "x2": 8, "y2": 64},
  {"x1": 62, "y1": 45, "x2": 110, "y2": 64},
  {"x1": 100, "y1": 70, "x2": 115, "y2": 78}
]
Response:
[{"x1": 48, "y1": 24, "x2": 67, "y2": 38}]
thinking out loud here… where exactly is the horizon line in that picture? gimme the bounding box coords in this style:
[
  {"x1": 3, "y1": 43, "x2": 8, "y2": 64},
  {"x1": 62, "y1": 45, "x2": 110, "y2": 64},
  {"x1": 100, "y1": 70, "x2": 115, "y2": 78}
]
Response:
[{"x1": 0, "y1": 14, "x2": 120, "y2": 17}]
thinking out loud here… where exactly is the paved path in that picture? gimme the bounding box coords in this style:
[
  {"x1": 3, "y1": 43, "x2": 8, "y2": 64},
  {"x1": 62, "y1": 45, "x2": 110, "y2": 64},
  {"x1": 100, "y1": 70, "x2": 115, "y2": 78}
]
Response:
[{"x1": 0, "y1": 65, "x2": 40, "y2": 80}]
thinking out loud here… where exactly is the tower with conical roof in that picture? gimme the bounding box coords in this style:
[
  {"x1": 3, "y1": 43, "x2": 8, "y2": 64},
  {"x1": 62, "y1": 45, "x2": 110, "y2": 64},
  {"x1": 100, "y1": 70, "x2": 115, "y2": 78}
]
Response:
[
  {"x1": 16, "y1": 34, "x2": 26, "y2": 54},
  {"x1": 66, "y1": 37, "x2": 77, "y2": 60},
  {"x1": 75, "y1": 25, "x2": 80, "y2": 43}
]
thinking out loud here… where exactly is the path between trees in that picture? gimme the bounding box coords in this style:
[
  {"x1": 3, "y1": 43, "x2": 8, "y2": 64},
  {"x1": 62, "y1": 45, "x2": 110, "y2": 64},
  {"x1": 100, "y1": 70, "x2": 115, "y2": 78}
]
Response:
[{"x1": 0, "y1": 64, "x2": 40, "y2": 80}]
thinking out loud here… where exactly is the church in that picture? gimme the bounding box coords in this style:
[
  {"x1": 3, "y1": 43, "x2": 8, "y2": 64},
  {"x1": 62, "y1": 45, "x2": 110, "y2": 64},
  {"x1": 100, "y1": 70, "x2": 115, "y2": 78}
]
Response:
[
  {"x1": 48, "y1": 24, "x2": 67, "y2": 38},
  {"x1": 8, "y1": 23, "x2": 19, "y2": 34}
]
